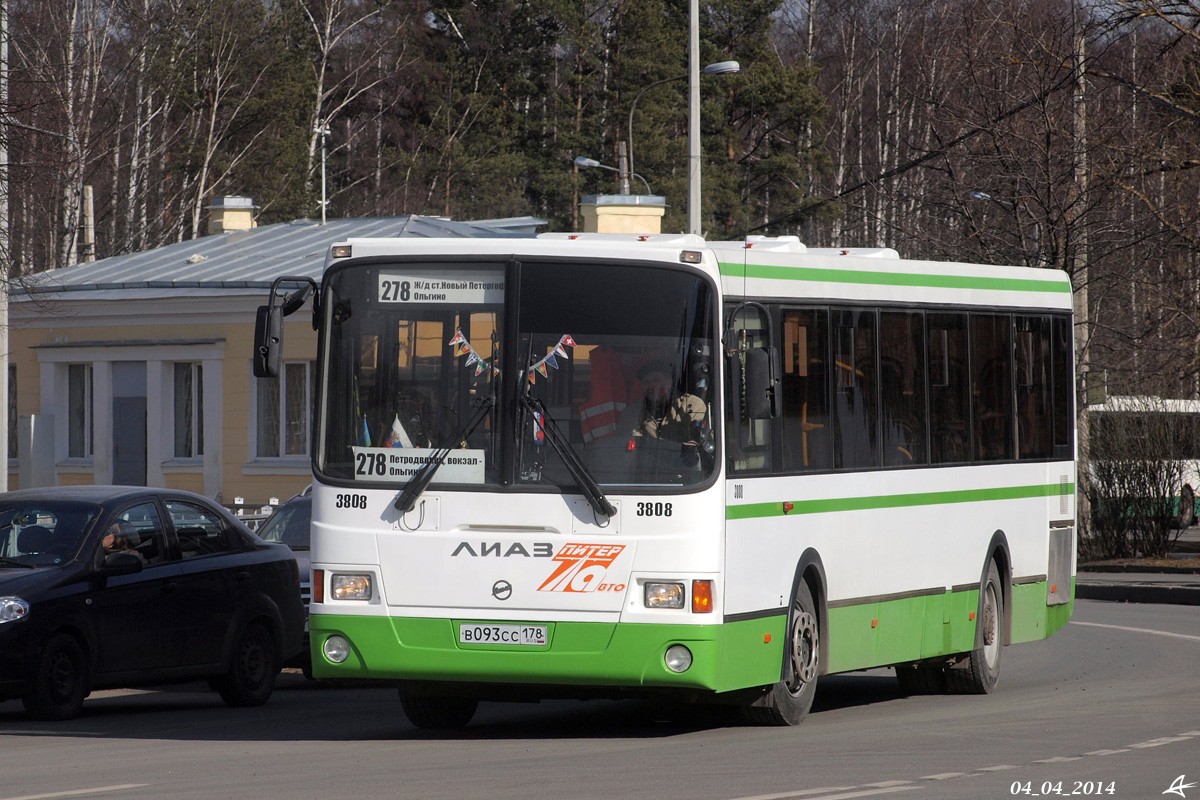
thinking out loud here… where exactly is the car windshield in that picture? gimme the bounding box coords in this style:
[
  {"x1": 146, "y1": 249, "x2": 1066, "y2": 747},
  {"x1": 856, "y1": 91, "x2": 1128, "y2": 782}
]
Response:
[
  {"x1": 0, "y1": 501, "x2": 101, "y2": 566},
  {"x1": 317, "y1": 258, "x2": 718, "y2": 490},
  {"x1": 258, "y1": 499, "x2": 311, "y2": 550}
]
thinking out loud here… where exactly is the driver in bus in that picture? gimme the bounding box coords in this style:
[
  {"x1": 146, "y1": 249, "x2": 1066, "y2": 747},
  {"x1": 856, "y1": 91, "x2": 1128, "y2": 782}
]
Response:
[{"x1": 630, "y1": 360, "x2": 707, "y2": 444}]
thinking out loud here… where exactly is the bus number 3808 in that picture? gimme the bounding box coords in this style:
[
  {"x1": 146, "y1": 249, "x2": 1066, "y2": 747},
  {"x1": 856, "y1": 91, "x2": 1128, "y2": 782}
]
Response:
[
  {"x1": 335, "y1": 493, "x2": 368, "y2": 509},
  {"x1": 636, "y1": 502, "x2": 672, "y2": 517}
]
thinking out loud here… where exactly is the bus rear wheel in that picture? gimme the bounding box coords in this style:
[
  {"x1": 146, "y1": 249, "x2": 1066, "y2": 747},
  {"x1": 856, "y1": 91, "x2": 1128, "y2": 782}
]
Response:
[
  {"x1": 947, "y1": 560, "x2": 1003, "y2": 694},
  {"x1": 743, "y1": 580, "x2": 819, "y2": 726},
  {"x1": 399, "y1": 688, "x2": 479, "y2": 729}
]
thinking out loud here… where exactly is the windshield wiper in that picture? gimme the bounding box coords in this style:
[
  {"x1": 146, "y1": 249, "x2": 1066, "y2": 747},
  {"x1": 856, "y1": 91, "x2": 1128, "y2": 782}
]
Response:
[
  {"x1": 394, "y1": 394, "x2": 495, "y2": 513},
  {"x1": 0, "y1": 557, "x2": 34, "y2": 569},
  {"x1": 520, "y1": 393, "x2": 616, "y2": 520}
]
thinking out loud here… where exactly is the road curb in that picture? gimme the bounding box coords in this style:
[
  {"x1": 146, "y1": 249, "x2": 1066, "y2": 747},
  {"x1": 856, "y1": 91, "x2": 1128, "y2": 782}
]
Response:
[{"x1": 1076, "y1": 582, "x2": 1200, "y2": 606}]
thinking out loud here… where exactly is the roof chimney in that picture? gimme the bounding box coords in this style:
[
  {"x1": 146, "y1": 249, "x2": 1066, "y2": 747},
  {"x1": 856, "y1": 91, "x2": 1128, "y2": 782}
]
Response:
[
  {"x1": 206, "y1": 196, "x2": 257, "y2": 234},
  {"x1": 579, "y1": 194, "x2": 666, "y2": 234}
]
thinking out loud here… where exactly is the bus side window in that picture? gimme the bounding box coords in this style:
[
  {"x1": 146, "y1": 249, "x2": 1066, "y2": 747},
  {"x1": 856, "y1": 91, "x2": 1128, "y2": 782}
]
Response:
[
  {"x1": 1051, "y1": 316, "x2": 1074, "y2": 454},
  {"x1": 832, "y1": 309, "x2": 879, "y2": 470},
  {"x1": 781, "y1": 309, "x2": 830, "y2": 472},
  {"x1": 971, "y1": 314, "x2": 1014, "y2": 461},
  {"x1": 1015, "y1": 316, "x2": 1052, "y2": 459},
  {"x1": 880, "y1": 311, "x2": 927, "y2": 466},
  {"x1": 928, "y1": 313, "x2": 969, "y2": 464}
]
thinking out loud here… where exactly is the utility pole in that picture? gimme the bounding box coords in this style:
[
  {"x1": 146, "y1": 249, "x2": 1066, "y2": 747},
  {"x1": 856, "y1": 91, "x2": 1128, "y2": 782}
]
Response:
[
  {"x1": 0, "y1": 0, "x2": 10, "y2": 491},
  {"x1": 1070, "y1": 2, "x2": 1090, "y2": 531},
  {"x1": 687, "y1": 0, "x2": 701, "y2": 235},
  {"x1": 317, "y1": 121, "x2": 330, "y2": 224}
]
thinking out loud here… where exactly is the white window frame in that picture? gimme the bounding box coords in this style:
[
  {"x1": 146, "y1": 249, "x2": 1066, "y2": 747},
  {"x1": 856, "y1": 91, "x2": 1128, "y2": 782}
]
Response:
[{"x1": 250, "y1": 360, "x2": 314, "y2": 466}]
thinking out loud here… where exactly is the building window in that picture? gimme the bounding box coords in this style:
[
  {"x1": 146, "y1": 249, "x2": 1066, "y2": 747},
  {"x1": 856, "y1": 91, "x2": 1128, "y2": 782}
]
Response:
[
  {"x1": 256, "y1": 361, "x2": 313, "y2": 458},
  {"x1": 174, "y1": 363, "x2": 204, "y2": 457},
  {"x1": 68, "y1": 363, "x2": 93, "y2": 458}
]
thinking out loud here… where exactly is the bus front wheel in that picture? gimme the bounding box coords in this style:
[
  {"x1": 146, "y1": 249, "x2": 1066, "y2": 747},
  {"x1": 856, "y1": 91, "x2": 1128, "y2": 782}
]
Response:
[
  {"x1": 399, "y1": 687, "x2": 479, "y2": 729},
  {"x1": 743, "y1": 580, "x2": 820, "y2": 726}
]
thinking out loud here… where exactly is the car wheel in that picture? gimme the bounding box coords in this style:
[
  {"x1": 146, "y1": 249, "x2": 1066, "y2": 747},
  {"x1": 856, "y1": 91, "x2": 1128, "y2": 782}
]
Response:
[
  {"x1": 213, "y1": 621, "x2": 280, "y2": 707},
  {"x1": 399, "y1": 688, "x2": 479, "y2": 729},
  {"x1": 742, "y1": 579, "x2": 820, "y2": 726},
  {"x1": 22, "y1": 633, "x2": 89, "y2": 720}
]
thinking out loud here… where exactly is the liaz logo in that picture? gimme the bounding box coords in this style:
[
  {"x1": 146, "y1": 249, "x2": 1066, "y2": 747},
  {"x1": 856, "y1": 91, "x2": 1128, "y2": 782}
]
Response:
[
  {"x1": 451, "y1": 541, "x2": 553, "y2": 558},
  {"x1": 538, "y1": 543, "x2": 627, "y2": 593}
]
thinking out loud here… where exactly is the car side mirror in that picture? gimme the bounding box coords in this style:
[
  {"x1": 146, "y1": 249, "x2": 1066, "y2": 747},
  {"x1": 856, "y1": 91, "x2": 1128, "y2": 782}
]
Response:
[{"x1": 101, "y1": 550, "x2": 144, "y2": 575}]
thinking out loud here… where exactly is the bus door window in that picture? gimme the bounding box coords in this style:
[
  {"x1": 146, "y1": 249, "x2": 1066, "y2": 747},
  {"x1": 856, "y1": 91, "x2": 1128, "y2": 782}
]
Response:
[
  {"x1": 928, "y1": 313, "x2": 969, "y2": 464},
  {"x1": 971, "y1": 314, "x2": 1014, "y2": 461},
  {"x1": 880, "y1": 311, "x2": 927, "y2": 466},
  {"x1": 781, "y1": 308, "x2": 830, "y2": 472},
  {"x1": 725, "y1": 304, "x2": 773, "y2": 474},
  {"x1": 1015, "y1": 316, "x2": 1052, "y2": 459},
  {"x1": 832, "y1": 309, "x2": 879, "y2": 470}
]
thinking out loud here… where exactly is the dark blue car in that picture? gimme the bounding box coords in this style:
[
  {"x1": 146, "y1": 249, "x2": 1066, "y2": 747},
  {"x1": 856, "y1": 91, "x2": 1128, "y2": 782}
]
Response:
[{"x1": 0, "y1": 486, "x2": 305, "y2": 720}]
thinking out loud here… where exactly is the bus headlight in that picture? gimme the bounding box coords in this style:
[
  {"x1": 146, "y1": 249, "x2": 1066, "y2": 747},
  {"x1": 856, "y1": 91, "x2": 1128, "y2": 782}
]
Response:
[
  {"x1": 645, "y1": 582, "x2": 685, "y2": 609},
  {"x1": 664, "y1": 645, "x2": 693, "y2": 673},
  {"x1": 0, "y1": 596, "x2": 29, "y2": 623},
  {"x1": 330, "y1": 573, "x2": 372, "y2": 601},
  {"x1": 323, "y1": 635, "x2": 351, "y2": 663}
]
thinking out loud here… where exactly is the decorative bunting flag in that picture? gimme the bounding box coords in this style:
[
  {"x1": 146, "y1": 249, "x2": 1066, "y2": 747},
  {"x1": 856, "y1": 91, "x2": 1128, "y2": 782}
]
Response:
[
  {"x1": 448, "y1": 329, "x2": 577, "y2": 386},
  {"x1": 524, "y1": 334, "x2": 576, "y2": 381},
  {"x1": 448, "y1": 328, "x2": 500, "y2": 379}
]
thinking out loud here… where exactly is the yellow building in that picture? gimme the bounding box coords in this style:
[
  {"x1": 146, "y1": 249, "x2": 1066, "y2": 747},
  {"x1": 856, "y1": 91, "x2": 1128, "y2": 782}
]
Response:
[{"x1": 8, "y1": 202, "x2": 543, "y2": 513}]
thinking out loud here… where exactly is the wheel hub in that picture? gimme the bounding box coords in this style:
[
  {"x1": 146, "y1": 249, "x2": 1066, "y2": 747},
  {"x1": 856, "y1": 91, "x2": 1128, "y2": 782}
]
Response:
[{"x1": 789, "y1": 610, "x2": 819, "y2": 689}]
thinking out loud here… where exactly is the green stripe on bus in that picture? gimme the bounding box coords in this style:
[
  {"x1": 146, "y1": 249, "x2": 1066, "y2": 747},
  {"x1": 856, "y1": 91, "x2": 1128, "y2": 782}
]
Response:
[
  {"x1": 726, "y1": 482, "x2": 1074, "y2": 521},
  {"x1": 717, "y1": 261, "x2": 1071, "y2": 294}
]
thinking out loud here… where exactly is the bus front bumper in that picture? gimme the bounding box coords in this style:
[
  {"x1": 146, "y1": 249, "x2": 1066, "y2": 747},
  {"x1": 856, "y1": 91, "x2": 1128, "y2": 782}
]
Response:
[{"x1": 308, "y1": 613, "x2": 787, "y2": 694}]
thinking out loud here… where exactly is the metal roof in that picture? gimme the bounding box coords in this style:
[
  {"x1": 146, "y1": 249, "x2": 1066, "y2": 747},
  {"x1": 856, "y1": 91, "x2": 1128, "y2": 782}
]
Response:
[{"x1": 16, "y1": 214, "x2": 545, "y2": 297}]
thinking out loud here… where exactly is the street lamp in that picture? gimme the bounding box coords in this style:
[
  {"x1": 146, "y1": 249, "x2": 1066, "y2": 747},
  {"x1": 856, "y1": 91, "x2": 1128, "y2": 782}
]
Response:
[
  {"x1": 627, "y1": 60, "x2": 740, "y2": 187},
  {"x1": 573, "y1": 155, "x2": 652, "y2": 195},
  {"x1": 968, "y1": 190, "x2": 1044, "y2": 267}
]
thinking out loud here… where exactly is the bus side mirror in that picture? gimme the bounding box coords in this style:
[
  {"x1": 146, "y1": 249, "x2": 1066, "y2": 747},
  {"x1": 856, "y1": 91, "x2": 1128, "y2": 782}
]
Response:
[
  {"x1": 253, "y1": 304, "x2": 283, "y2": 378},
  {"x1": 745, "y1": 347, "x2": 779, "y2": 420}
]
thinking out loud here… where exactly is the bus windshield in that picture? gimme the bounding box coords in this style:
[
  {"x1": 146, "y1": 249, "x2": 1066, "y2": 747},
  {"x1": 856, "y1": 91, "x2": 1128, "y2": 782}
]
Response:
[{"x1": 316, "y1": 258, "x2": 717, "y2": 491}]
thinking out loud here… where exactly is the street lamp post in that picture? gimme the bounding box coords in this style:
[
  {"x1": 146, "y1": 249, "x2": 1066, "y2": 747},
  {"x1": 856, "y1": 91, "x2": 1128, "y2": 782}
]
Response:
[
  {"x1": 688, "y1": 0, "x2": 701, "y2": 235},
  {"x1": 316, "y1": 121, "x2": 331, "y2": 224},
  {"x1": 627, "y1": 60, "x2": 739, "y2": 188},
  {"x1": 573, "y1": 156, "x2": 652, "y2": 195}
]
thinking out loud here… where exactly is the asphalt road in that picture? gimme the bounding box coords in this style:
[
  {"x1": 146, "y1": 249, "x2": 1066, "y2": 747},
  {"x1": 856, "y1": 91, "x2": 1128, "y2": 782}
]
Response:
[{"x1": 1, "y1": 600, "x2": 1197, "y2": 800}]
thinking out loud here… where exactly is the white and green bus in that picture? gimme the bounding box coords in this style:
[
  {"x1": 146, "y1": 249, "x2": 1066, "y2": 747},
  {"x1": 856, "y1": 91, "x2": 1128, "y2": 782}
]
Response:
[{"x1": 254, "y1": 233, "x2": 1076, "y2": 728}]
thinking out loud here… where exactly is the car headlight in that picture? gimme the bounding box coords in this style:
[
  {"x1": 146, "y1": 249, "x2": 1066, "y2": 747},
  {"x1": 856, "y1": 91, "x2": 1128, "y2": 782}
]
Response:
[
  {"x1": 0, "y1": 596, "x2": 30, "y2": 623},
  {"x1": 644, "y1": 582, "x2": 685, "y2": 609},
  {"x1": 330, "y1": 573, "x2": 372, "y2": 601}
]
